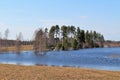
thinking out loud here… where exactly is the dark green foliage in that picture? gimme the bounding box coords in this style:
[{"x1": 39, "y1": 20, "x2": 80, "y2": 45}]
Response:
[
  {"x1": 55, "y1": 43, "x2": 62, "y2": 50},
  {"x1": 49, "y1": 26, "x2": 55, "y2": 35},
  {"x1": 55, "y1": 25, "x2": 60, "y2": 38},
  {"x1": 71, "y1": 38, "x2": 78, "y2": 50},
  {"x1": 85, "y1": 30, "x2": 90, "y2": 45},
  {"x1": 62, "y1": 38, "x2": 68, "y2": 50},
  {"x1": 61, "y1": 25, "x2": 68, "y2": 38},
  {"x1": 76, "y1": 27, "x2": 81, "y2": 49},
  {"x1": 76, "y1": 29, "x2": 85, "y2": 48},
  {"x1": 80, "y1": 30, "x2": 85, "y2": 43},
  {"x1": 70, "y1": 26, "x2": 76, "y2": 37},
  {"x1": 76, "y1": 27, "x2": 81, "y2": 41}
]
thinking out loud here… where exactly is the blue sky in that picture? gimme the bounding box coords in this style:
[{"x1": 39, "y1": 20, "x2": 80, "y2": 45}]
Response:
[{"x1": 0, "y1": 0, "x2": 120, "y2": 40}]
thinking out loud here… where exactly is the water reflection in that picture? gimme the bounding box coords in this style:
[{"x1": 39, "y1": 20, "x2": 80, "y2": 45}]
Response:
[
  {"x1": 107, "y1": 53, "x2": 120, "y2": 59},
  {"x1": 34, "y1": 51, "x2": 47, "y2": 56}
]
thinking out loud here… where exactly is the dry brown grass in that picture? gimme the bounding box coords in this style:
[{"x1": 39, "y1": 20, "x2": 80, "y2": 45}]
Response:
[
  {"x1": 0, "y1": 45, "x2": 33, "y2": 52},
  {"x1": 0, "y1": 64, "x2": 120, "y2": 80}
]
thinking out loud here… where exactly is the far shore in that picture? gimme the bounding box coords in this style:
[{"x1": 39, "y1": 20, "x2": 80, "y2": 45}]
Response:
[
  {"x1": 0, "y1": 44, "x2": 120, "y2": 53},
  {"x1": 0, "y1": 64, "x2": 120, "y2": 80}
]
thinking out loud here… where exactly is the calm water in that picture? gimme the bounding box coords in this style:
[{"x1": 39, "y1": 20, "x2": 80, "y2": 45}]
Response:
[{"x1": 0, "y1": 47, "x2": 120, "y2": 71}]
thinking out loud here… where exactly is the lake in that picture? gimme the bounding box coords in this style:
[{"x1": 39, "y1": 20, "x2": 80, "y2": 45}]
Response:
[{"x1": 0, "y1": 47, "x2": 120, "y2": 71}]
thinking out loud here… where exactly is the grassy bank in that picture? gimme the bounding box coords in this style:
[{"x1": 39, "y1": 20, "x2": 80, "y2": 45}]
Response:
[
  {"x1": 0, "y1": 64, "x2": 120, "y2": 80},
  {"x1": 0, "y1": 45, "x2": 33, "y2": 52}
]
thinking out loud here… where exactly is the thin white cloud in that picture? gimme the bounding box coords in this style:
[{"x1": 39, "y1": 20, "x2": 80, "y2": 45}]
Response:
[{"x1": 80, "y1": 16, "x2": 88, "y2": 19}]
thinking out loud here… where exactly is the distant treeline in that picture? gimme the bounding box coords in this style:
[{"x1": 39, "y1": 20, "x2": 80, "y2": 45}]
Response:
[
  {"x1": 0, "y1": 39, "x2": 33, "y2": 53},
  {"x1": 34, "y1": 25, "x2": 105, "y2": 52},
  {"x1": 104, "y1": 40, "x2": 120, "y2": 47},
  {"x1": 0, "y1": 39, "x2": 33, "y2": 47}
]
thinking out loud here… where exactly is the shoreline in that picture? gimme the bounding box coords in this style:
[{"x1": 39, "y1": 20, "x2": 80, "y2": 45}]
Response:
[
  {"x1": 0, "y1": 64, "x2": 120, "y2": 80},
  {"x1": 1, "y1": 63, "x2": 120, "y2": 72},
  {"x1": 0, "y1": 45, "x2": 120, "y2": 53}
]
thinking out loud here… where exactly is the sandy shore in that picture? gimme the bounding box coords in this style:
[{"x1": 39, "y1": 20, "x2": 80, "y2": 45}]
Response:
[{"x1": 0, "y1": 64, "x2": 120, "y2": 80}]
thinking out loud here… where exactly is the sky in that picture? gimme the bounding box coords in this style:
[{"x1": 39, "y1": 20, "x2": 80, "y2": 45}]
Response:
[{"x1": 0, "y1": 0, "x2": 120, "y2": 41}]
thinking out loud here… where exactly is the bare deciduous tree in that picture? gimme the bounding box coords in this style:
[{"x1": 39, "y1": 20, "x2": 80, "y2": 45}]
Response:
[
  {"x1": 4, "y1": 29, "x2": 9, "y2": 51},
  {"x1": 34, "y1": 29, "x2": 47, "y2": 54},
  {"x1": 4, "y1": 29, "x2": 9, "y2": 40},
  {"x1": 0, "y1": 32, "x2": 2, "y2": 52},
  {"x1": 16, "y1": 32, "x2": 23, "y2": 53}
]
